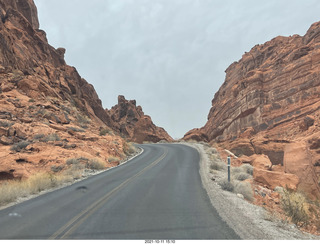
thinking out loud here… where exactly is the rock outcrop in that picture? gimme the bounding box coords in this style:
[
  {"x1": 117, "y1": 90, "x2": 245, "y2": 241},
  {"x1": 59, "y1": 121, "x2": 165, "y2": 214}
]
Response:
[
  {"x1": 0, "y1": 0, "x2": 170, "y2": 181},
  {"x1": 185, "y1": 21, "x2": 320, "y2": 199},
  {"x1": 107, "y1": 95, "x2": 173, "y2": 143}
]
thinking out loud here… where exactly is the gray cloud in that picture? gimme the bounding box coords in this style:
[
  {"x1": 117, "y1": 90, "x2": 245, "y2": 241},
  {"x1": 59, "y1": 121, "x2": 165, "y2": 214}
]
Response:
[{"x1": 34, "y1": 0, "x2": 320, "y2": 138}]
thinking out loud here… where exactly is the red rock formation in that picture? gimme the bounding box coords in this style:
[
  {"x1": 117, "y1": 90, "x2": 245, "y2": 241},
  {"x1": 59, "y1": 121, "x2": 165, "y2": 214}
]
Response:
[
  {"x1": 107, "y1": 95, "x2": 173, "y2": 143},
  {"x1": 0, "y1": 0, "x2": 170, "y2": 182},
  {"x1": 0, "y1": 0, "x2": 113, "y2": 127},
  {"x1": 185, "y1": 21, "x2": 320, "y2": 199}
]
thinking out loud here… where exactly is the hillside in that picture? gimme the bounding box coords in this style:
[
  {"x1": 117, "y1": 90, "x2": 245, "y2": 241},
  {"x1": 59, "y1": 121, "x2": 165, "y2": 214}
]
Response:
[{"x1": 0, "y1": 0, "x2": 171, "y2": 183}]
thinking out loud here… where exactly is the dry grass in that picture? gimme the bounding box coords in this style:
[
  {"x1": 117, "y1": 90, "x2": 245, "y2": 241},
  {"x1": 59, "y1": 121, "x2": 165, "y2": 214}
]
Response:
[
  {"x1": 108, "y1": 156, "x2": 120, "y2": 163},
  {"x1": 234, "y1": 181, "x2": 254, "y2": 201},
  {"x1": 218, "y1": 177, "x2": 235, "y2": 192},
  {"x1": 281, "y1": 189, "x2": 309, "y2": 225},
  {"x1": 123, "y1": 141, "x2": 136, "y2": 155},
  {"x1": 0, "y1": 164, "x2": 87, "y2": 206},
  {"x1": 87, "y1": 159, "x2": 106, "y2": 170},
  {"x1": 210, "y1": 160, "x2": 227, "y2": 171}
]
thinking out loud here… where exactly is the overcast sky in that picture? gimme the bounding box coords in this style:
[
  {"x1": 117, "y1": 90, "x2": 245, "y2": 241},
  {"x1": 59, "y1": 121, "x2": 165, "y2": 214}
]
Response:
[{"x1": 34, "y1": 0, "x2": 320, "y2": 139}]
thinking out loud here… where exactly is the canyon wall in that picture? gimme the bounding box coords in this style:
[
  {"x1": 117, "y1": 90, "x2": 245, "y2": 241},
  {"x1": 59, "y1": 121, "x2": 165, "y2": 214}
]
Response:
[{"x1": 184, "y1": 21, "x2": 320, "y2": 199}]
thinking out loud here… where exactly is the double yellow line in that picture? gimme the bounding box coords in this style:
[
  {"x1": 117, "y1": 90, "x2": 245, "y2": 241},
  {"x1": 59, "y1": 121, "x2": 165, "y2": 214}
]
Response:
[{"x1": 49, "y1": 147, "x2": 168, "y2": 240}]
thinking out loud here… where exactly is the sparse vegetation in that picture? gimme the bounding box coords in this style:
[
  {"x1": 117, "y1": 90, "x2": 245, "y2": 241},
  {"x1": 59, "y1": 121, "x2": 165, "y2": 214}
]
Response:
[
  {"x1": 66, "y1": 158, "x2": 80, "y2": 165},
  {"x1": 87, "y1": 159, "x2": 105, "y2": 170},
  {"x1": 234, "y1": 181, "x2": 254, "y2": 201},
  {"x1": 241, "y1": 164, "x2": 254, "y2": 175},
  {"x1": 210, "y1": 160, "x2": 227, "y2": 171},
  {"x1": 67, "y1": 126, "x2": 85, "y2": 133},
  {"x1": 123, "y1": 141, "x2": 136, "y2": 155},
  {"x1": 33, "y1": 133, "x2": 45, "y2": 140},
  {"x1": 218, "y1": 178, "x2": 235, "y2": 192},
  {"x1": 76, "y1": 114, "x2": 91, "y2": 127},
  {"x1": 43, "y1": 133, "x2": 61, "y2": 142},
  {"x1": 108, "y1": 156, "x2": 120, "y2": 163},
  {"x1": 28, "y1": 98, "x2": 35, "y2": 103},
  {"x1": 281, "y1": 189, "x2": 309, "y2": 225},
  {"x1": 233, "y1": 172, "x2": 251, "y2": 181},
  {"x1": 51, "y1": 165, "x2": 64, "y2": 173},
  {"x1": 10, "y1": 141, "x2": 30, "y2": 152},
  {"x1": 0, "y1": 120, "x2": 14, "y2": 128},
  {"x1": 99, "y1": 128, "x2": 113, "y2": 136}
]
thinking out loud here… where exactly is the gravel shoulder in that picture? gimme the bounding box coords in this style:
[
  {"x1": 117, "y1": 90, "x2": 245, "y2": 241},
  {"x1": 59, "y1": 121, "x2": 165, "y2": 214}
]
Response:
[{"x1": 185, "y1": 142, "x2": 319, "y2": 240}]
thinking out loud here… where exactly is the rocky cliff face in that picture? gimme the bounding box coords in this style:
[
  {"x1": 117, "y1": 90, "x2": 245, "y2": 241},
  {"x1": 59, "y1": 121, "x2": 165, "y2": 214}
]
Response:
[
  {"x1": 107, "y1": 95, "x2": 173, "y2": 143},
  {"x1": 0, "y1": 0, "x2": 113, "y2": 126},
  {"x1": 184, "y1": 21, "x2": 320, "y2": 199},
  {"x1": 0, "y1": 0, "x2": 170, "y2": 182}
]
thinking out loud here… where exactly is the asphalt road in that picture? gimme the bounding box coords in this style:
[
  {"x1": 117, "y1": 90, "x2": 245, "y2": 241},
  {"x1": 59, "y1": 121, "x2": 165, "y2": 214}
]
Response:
[{"x1": 0, "y1": 143, "x2": 240, "y2": 240}]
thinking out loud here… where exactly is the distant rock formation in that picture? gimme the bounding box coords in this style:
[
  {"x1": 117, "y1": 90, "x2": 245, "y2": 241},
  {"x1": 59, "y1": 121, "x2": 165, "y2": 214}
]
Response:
[
  {"x1": 107, "y1": 95, "x2": 173, "y2": 143},
  {"x1": 184, "y1": 21, "x2": 320, "y2": 199}
]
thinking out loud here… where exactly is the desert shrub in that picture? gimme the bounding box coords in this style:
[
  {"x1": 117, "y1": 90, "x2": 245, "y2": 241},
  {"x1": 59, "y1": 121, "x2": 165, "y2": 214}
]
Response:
[
  {"x1": 231, "y1": 166, "x2": 243, "y2": 175},
  {"x1": 51, "y1": 165, "x2": 64, "y2": 173},
  {"x1": 27, "y1": 173, "x2": 54, "y2": 194},
  {"x1": 0, "y1": 120, "x2": 14, "y2": 128},
  {"x1": 108, "y1": 156, "x2": 120, "y2": 163},
  {"x1": 0, "y1": 181, "x2": 26, "y2": 205},
  {"x1": 99, "y1": 128, "x2": 113, "y2": 136},
  {"x1": 64, "y1": 164, "x2": 85, "y2": 180},
  {"x1": 28, "y1": 98, "x2": 35, "y2": 103},
  {"x1": 33, "y1": 133, "x2": 45, "y2": 140},
  {"x1": 66, "y1": 158, "x2": 80, "y2": 165},
  {"x1": 210, "y1": 160, "x2": 226, "y2": 171},
  {"x1": 67, "y1": 127, "x2": 85, "y2": 133},
  {"x1": 76, "y1": 114, "x2": 91, "y2": 126},
  {"x1": 234, "y1": 181, "x2": 254, "y2": 201},
  {"x1": 87, "y1": 159, "x2": 105, "y2": 170},
  {"x1": 43, "y1": 133, "x2": 61, "y2": 142},
  {"x1": 123, "y1": 141, "x2": 136, "y2": 155},
  {"x1": 207, "y1": 148, "x2": 218, "y2": 155},
  {"x1": 281, "y1": 189, "x2": 309, "y2": 224},
  {"x1": 10, "y1": 141, "x2": 30, "y2": 152},
  {"x1": 241, "y1": 164, "x2": 254, "y2": 175},
  {"x1": 234, "y1": 172, "x2": 251, "y2": 181},
  {"x1": 218, "y1": 178, "x2": 235, "y2": 192}
]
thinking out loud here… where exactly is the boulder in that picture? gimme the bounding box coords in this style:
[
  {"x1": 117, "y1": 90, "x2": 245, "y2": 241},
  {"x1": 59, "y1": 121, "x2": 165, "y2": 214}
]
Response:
[
  {"x1": 253, "y1": 168, "x2": 299, "y2": 191},
  {"x1": 284, "y1": 142, "x2": 320, "y2": 200}
]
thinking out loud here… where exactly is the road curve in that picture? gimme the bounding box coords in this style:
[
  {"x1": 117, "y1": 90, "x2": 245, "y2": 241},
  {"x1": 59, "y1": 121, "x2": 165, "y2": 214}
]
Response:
[{"x1": 0, "y1": 143, "x2": 240, "y2": 240}]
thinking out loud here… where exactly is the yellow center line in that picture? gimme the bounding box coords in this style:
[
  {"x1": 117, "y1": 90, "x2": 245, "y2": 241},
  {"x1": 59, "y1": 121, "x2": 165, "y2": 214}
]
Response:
[{"x1": 49, "y1": 147, "x2": 168, "y2": 240}]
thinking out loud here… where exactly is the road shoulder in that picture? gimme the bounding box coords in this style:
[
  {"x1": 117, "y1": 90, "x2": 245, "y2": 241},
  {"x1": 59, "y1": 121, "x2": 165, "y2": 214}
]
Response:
[{"x1": 183, "y1": 142, "x2": 318, "y2": 240}]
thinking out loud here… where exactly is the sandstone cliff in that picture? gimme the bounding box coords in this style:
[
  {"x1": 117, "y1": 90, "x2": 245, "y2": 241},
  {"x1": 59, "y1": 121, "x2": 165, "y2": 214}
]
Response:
[
  {"x1": 107, "y1": 95, "x2": 173, "y2": 143},
  {"x1": 0, "y1": 0, "x2": 170, "y2": 182},
  {"x1": 184, "y1": 21, "x2": 320, "y2": 199}
]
